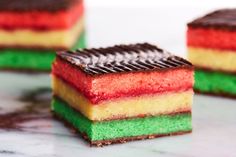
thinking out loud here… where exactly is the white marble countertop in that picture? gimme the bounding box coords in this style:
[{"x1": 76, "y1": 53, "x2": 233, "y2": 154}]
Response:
[
  {"x1": 1, "y1": 5, "x2": 236, "y2": 157},
  {"x1": 0, "y1": 73, "x2": 236, "y2": 157}
]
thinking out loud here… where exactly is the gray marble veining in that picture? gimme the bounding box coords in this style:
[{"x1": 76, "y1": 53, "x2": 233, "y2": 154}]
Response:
[{"x1": 0, "y1": 72, "x2": 236, "y2": 157}]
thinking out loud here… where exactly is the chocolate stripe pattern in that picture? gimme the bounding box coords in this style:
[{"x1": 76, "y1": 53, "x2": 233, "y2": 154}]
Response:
[{"x1": 57, "y1": 43, "x2": 192, "y2": 75}]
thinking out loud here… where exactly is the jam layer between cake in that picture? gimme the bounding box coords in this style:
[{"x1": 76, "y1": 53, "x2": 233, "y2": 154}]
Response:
[
  {"x1": 52, "y1": 75, "x2": 192, "y2": 121},
  {"x1": 52, "y1": 97, "x2": 192, "y2": 143}
]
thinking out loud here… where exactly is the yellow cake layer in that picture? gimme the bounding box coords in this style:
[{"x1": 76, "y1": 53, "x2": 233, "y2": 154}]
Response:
[
  {"x1": 188, "y1": 47, "x2": 236, "y2": 72},
  {"x1": 0, "y1": 17, "x2": 84, "y2": 49},
  {"x1": 52, "y1": 76, "x2": 193, "y2": 121}
]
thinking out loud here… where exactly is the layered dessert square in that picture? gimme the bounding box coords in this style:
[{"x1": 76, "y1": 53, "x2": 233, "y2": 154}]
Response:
[
  {"x1": 187, "y1": 9, "x2": 236, "y2": 97},
  {"x1": 51, "y1": 43, "x2": 194, "y2": 146},
  {"x1": 0, "y1": 0, "x2": 85, "y2": 71}
]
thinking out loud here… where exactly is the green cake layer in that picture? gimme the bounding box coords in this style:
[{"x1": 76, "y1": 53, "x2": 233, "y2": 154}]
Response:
[
  {"x1": 0, "y1": 33, "x2": 86, "y2": 71},
  {"x1": 195, "y1": 69, "x2": 236, "y2": 96},
  {"x1": 52, "y1": 97, "x2": 192, "y2": 142}
]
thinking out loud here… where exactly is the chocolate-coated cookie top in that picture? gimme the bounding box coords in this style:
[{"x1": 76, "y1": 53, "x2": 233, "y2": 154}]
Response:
[
  {"x1": 0, "y1": 0, "x2": 80, "y2": 12},
  {"x1": 57, "y1": 43, "x2": 192, "y2": 75},
  {"x1": 188, "y1": 9, "x2": 236, "y2": 30}
]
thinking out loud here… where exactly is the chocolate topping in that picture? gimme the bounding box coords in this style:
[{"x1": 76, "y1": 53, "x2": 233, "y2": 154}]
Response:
[
  {"x1": 0, "y1": 0, "x2": 80, "y2": 12},
  {"x1": 57, "y1": 43, "x2": 192, "y2": 75},
  {"x1": 188, "y1": 9, "x2": 236, "y2": 30}
]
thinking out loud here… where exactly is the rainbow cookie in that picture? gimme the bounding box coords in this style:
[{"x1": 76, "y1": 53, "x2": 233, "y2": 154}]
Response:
[
  {"x1": 51, "y1": 43, "x2": 194, "y2": 146},
  {"x1": 0, "y1": 0, "x2": 86, "y2": 71},
  {"x1": 187, "y1": 9, "x2": 236, "y2": 97}
]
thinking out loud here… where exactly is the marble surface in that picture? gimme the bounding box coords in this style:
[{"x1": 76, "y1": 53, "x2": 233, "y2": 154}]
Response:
[
  {"x1": 1, "y1": 4, "x2": 236, "y2": 157},
  {"x1": 0, "y1": 72, "x2": 236, "y2": 157}
]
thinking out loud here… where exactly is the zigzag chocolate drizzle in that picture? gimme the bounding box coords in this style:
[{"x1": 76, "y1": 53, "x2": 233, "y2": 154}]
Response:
[{"x1": 57, "y1": 43, "x2": 192, "y2": 75}]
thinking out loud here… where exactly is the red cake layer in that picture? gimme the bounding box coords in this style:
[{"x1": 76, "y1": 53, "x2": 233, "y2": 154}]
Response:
[
  {"x1": 52, "y1": 58, "x2": 194, "y2": 104},
  {"x1": 0, "y1": 1, "x2": 83, "y2": 30},
  {"x1": 187, "y1": 27, "x2": 236, "y2": 51}
]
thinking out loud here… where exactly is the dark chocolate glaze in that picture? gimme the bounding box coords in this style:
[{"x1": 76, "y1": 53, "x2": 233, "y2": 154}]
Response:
[
  {"x1": 57, "y1": 43, "x2": 193, "y2": 75},
  {"x1": 188, "y1": 9, "x2": 236, "y2": 30},
  {"x1": 0, "y1": 0, "x2": 80, "y2": 12}
]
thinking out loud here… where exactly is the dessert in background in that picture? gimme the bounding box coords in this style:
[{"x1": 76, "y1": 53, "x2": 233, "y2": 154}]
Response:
[
  {"x1": 187, "y1": 9, "x2": 236, "y2": 97},
  {"x1": 0, "y1": 0, "x2": 86, "y2": 71},
  {"x1": 51, "y1": 43, "x2": 194, "y2": 146}
]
